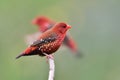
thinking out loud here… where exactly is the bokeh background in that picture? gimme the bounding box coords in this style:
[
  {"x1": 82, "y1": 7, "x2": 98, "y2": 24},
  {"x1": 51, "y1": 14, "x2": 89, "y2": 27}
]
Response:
[{"x1": 0, "y1": 0, "x2": 120, "y2": 80}]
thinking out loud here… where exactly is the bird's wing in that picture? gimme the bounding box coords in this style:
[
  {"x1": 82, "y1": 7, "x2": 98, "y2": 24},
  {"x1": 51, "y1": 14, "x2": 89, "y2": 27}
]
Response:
[
  {"x1": 30, "y1": 33, "x2": 57, "y2": 47},
  {"x1": 47, "y1": 24, "x2": 54, "y2": 29}
]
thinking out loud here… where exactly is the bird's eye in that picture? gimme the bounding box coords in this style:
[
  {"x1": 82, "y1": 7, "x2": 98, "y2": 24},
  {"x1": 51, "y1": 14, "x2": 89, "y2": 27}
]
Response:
[{"x1": 62, "y1": 25, "x2": 66, "y2": 28}]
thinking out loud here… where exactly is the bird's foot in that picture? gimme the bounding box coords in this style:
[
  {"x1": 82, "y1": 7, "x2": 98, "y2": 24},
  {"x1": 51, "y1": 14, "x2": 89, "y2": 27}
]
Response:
[
  {"x1": 42, "y1": 53, "x2": 54, "y2": 63},
  {"x1": 46, "y1": 55, "x2": 54, "y2": 60}
]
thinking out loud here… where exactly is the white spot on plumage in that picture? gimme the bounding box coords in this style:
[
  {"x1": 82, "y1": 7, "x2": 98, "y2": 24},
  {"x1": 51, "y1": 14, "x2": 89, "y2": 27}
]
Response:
[
  {"x1": 41, "y1": 39, "x2": 43, "y2": 41},
  {"x1": 49, "y1": 48, "x2": 51, "y2": 51}
]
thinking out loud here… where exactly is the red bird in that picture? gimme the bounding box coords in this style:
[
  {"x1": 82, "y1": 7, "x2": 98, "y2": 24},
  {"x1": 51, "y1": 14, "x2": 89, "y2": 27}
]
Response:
[
  {"x1": 32, "y1": 16, "x2": 82, "y2": 57},
  {"x1": 16, "y1": 22, "x2": 71, "y2": 59}
]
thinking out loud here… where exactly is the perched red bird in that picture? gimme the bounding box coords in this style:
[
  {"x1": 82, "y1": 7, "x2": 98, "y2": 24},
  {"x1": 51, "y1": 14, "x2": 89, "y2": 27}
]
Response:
[
  {"x1": 16, "y1": 22, "x2": 71, "y2": 59},
  {"x1": 32, "y1": 16, "x2": 82, "y2": 57}
]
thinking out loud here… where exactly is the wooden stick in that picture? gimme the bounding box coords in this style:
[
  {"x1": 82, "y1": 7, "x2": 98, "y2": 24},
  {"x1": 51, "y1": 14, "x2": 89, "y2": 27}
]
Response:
[{"x1": 48, "y1": 58, "x2": 55, "y2": 80}]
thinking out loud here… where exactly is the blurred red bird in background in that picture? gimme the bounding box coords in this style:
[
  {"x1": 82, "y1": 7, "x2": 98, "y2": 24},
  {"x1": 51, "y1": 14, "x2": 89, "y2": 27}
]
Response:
[
  {"x1": 32, "y1": 16, "x2": 82, "y2": 57},
  {"x1": 16, "y1": 22, "x2": 71, "y2": 59}
]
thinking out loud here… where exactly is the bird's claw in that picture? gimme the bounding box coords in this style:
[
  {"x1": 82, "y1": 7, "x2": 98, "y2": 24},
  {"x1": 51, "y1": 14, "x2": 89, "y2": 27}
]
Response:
[
  {"x1": 42, "y1": 53, "x2": 54, "y2": 63},
  {"x1": 46, "y1": 54, "x2": 54, "y2": 63},
  {"x1": 46, "y1": 55, "x2": 54, "y2": 60}
]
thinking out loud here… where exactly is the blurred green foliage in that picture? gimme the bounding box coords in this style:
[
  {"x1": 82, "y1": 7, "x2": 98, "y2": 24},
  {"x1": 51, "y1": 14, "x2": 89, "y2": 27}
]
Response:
[{"x1": 0, "y1": 0, "x2": 120, "y2": 80}]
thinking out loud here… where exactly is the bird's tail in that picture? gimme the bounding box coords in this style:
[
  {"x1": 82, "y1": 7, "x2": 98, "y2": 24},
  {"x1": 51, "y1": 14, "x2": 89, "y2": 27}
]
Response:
[{"x1": 16, "y1": 53, "x2": 24, "y2": 59}]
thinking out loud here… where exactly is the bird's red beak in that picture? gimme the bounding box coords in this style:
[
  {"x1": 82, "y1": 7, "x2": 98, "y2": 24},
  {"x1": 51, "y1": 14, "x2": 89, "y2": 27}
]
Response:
[{"x1": 67, "y1": 25, "x2": 71, "y2": 29}]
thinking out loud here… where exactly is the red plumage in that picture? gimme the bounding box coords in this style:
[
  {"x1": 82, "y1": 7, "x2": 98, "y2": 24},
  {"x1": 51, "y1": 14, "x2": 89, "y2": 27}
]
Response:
[
  {"x1": 32, "y1": 16, "x2": 82, "y2": 56},
  {"x1": 16, "y1": 22, "x2": 71, "y2": 59}
]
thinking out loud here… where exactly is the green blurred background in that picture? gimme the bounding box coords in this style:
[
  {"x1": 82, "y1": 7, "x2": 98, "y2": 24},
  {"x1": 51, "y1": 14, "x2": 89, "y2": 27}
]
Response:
[{"x1": 0, "y1": 0, "x2": 120, "y2": 80}]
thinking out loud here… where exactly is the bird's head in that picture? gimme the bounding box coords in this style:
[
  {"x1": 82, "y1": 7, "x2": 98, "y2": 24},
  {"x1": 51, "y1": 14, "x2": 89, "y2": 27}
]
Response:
[
  {"x1": 52, "y1": 22, "x2": 71, "y2": 34},
  {"x1": 32, "y1": 16, "x2": 53, "y2": 32}
]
